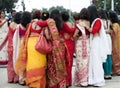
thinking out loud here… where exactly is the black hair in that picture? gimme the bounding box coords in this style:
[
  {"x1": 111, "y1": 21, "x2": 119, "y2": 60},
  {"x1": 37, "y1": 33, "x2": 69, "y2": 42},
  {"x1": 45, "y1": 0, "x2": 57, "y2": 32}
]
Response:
[
  {"x1": 88, "y1": 5, "x2": 99, "y2": 25},
  {"x1": 50, "y1": 9, "x2": 63, "y2": 31},
  {"x1": 21, "y1": 11, "x2": 31, "y2": 28},
  {"x1": 41, "y1": 11, "x2": 49, "y2": 20},
  {"x1": 104, "y1": 10, "x2": 110, "y2": 20},
  {"x1": 61, "y1": 11, "x2": 69, "y2": 22},
  {"x1": 79, "y1": 8, "x2": 90, "y2": 21},
  {"x1": 0, "y1": 10, "x2": 5, "y2": 15},
  {"x1": 31, "y1": 10, "x2": 41, "y2": 19},
  {"x1": 73, "y1": 13, "x2": 79, "y2": 21},
  {"x1": 97, "y1": 9, "x2": 107, "y2": 20},
  {"x1": 11, "y1": 10, "x2": 16, "y2": 14},
  {"x1": 13, "y1": 12, "x2": 22, "y2": 24},
  {"x1": 0, "y1": 10, "x2": 5, "y2": 13},
  {"x1": 109, "y1": 10, "x2": 119, "y2": 24}
]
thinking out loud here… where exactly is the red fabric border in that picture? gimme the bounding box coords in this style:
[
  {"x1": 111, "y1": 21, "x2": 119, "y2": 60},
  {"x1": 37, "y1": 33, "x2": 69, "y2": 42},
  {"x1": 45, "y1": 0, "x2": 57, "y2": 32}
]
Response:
[{"x1": 0, "y1": 61, "x2": 8, "y2": 65}]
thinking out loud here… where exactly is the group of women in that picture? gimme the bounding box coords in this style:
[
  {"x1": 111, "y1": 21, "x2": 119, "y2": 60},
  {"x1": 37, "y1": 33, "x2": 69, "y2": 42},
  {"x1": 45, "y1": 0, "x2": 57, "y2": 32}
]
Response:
[
  {"x1": 73, "y1": 5, "x2": 120, "y2": 87},
  {"x1": 0, "y1": 5, "x2": 120, "y2": 88}
]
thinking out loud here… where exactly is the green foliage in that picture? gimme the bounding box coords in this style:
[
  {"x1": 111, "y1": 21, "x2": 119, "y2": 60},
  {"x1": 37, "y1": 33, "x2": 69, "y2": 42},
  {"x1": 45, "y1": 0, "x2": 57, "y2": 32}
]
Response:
[
  {"x1": 0, "y1": 0, "x2": 18, "y2": 12},
  {"x1": 21, "y1": 0, "x2": 25, "y2": 11},
  {"x1": 41, "y1": 6, "x2": 72, "y2": 16},
  {"x1": 114, "y1": 0, "x2": 120, "y2": 15},
  {"x1": 94, "y1": 0, "x2": 120, "y2": 14},
  {"x1": 49, "y1": 6, "x2": 67, "y2": 13},
  {"x1": 40, "y1": 6, "x2": 75, "y2": 21}
]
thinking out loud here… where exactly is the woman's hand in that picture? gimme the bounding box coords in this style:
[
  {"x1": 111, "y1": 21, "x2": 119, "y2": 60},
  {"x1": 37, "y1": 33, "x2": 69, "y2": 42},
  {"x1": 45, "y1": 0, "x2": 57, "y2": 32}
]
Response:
[{"x1": 73, "y1": 29, "x2": 79, "y2": 41}]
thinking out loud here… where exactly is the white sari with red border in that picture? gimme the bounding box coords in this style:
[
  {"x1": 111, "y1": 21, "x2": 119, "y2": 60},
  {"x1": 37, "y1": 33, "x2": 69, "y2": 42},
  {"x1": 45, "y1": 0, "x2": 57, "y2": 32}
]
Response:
[{"x1": 0, "y1": 19, "x2": 8, "y2": 65}]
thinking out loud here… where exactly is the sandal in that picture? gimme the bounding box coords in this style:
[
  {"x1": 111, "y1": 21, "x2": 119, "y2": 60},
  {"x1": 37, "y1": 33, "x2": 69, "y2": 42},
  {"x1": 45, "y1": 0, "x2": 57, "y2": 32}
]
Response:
[
  {"x1": 104, "y1": 75, "x2": 112, "y2": 80},
  {"x1": 19, "y1": 78, "x2": 26, "y2": 86}
]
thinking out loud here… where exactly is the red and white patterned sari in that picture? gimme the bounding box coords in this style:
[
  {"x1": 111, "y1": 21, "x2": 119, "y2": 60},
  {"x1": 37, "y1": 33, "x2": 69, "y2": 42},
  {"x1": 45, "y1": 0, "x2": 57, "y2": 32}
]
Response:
[
  {"x1": 74, "y1": 24, "x2": 90, "y2": 86},
  {"x1": 0, "y1": 19, "x2": 8, "y2": 65}
]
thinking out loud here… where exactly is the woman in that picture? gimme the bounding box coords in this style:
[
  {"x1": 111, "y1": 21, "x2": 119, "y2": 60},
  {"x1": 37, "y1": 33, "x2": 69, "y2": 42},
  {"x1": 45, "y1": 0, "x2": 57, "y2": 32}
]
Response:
[
  {"x1": 46, "y1": 9, "x2": 67, "y2": 88},
  {"x1": 7, "y1": 12, "x2": 22, "y2": 83},
  {"x1": 16, "y1": 10, "x2": 49, "y2": 88},
  {"x1": 73, "y1": 8, "x2": 90, "y2": 87},
  {"x1": 73, "y1": 13, "x2": 80, "y2": 42},
  {"x1": 60, "y1": 11, "x2": 75, "y2": 87},
  {"x1": 0, "y1": 10, "x2": 8, "y2": 65},
  {"x1": 98, "y1": 9, "x2": 112, "y2": 79},
  {"x1": 26, "y1": 10, "x2": 49, "y2": 88},
  {"x1": 87, "y1": 6, "x2": 108, "y2": 87},
  {"x1": 13, "y1": 11, "x2": 31, "y2": 85},
  {"x1": 109, "y1": 11, "x2": 120, "y2": 75}
]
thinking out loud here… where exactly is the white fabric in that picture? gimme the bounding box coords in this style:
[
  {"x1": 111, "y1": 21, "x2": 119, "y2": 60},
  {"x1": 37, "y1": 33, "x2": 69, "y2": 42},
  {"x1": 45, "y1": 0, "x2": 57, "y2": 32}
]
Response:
[
  {"x1": 13, "y1": 25, "x2": 24, "y2": 80},
  {"x1": 106, "y1": 20, "x2": 112, "y2": 54},
  {"x1": 88, "y1": 37, "x2": 105, "y2": 86},
  {"x1": 90, "y1": 18, "x2": 108, "y2": 63},
  {"x1": 76, "y1": 24, "x2": 86, "y2": 35},
  {"x1": 13, "y1": 25, "x2": 20, "y2": 71},
  {"x1": 99, "y1": 19, "x2": 109, "y2": 62},
  {"x1": 0, "y1": 20, "x2": 8, "y2": 63},
  {"x1": 101, "y1": 19, "x2": 112, "y2": 54},
  {"x1": 106, "y1": 34, "x2": 112, "y2": 54},
  {"x1": 88, "y1": 18, "x2": 108, "y2": 86}
]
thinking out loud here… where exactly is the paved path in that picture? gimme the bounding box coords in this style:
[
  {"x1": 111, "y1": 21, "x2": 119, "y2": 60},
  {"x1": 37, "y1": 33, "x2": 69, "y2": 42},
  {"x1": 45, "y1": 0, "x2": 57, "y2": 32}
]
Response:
[{"x1": 0, "y1": 64, "x2": 120, "y2": 88}]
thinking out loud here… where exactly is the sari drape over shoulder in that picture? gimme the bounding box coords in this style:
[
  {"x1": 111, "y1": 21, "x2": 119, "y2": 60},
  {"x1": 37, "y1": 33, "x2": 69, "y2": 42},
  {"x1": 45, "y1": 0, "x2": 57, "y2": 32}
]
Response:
[
  {"x1": 14, "y1": 25, "x2": 29, "y2": 78},
  {"x1": 88, "y1": 18, "x2": 108, "y2": 86},
  {"x1": 47, "y1": 19, "x2": 66, "y2": 88}
]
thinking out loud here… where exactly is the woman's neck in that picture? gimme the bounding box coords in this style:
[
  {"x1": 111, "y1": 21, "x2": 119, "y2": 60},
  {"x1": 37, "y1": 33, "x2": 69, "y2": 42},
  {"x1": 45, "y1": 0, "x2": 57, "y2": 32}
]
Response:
[{"x1": 20, "y1": 24, "x2": 26, "y2": 30}]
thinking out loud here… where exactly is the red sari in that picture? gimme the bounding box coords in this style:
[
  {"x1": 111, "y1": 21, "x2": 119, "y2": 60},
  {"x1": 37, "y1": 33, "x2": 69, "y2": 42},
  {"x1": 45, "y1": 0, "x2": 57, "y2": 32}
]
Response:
[
  {"x1": 7, "y1": 26, "x2": 19, "y2": 83},
  {"x1": 60, "y1": 22, "x2": 75, "y2": 86},
  {"x1": 47, "y1": 19, "x2": 66, "y2": 88}
]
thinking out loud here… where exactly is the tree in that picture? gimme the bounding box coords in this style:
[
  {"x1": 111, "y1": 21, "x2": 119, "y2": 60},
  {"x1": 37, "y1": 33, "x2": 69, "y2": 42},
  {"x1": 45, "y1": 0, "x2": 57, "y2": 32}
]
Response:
[
  {"x1": 0, "y1": 0, "x2": 18, "y2": 13},
  {"x1": 114, "y1": 0, "x2": 120, "y2": 15},
  {"x1": 21, "y1": 0, "x2": 26, "y2": 11},
  {"x1": 93, "y1": 0, "x2": 120, "y2": 14}
]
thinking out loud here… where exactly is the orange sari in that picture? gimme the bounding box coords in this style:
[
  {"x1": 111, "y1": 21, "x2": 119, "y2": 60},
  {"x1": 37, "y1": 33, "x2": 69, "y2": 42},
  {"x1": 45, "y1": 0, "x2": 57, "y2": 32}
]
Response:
[
  {"x1": 111, "y1": 23, "x2": 120, "y2": 74},
  {"x1": 15, "y1": 23, "x2": 47, "y2": 88}
]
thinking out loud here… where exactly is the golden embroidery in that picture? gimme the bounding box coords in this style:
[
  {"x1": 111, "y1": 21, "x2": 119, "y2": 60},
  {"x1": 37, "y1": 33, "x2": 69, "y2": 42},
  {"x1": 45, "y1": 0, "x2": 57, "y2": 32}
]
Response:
[
  {"x1": 52, "y1": 32, "x2": 59, "y2": 40},
  {"x1": 49, "y1": 21, "x2": 55, "y2": 26}
]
